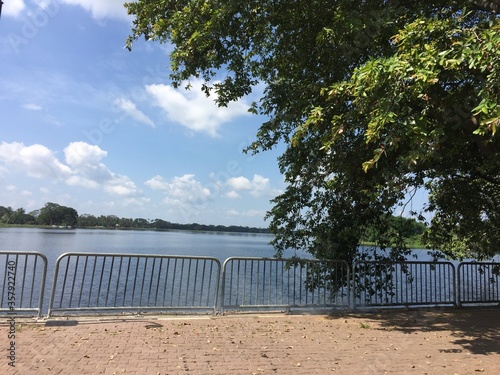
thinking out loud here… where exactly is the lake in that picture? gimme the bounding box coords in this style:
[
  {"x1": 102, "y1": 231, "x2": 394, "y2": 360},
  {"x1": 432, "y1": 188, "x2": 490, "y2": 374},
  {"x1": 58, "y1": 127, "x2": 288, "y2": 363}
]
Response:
[
  {"x1": 0, "y1": 227, "x2": 294, "y2": 265},
  {"x1": 1, "y1": 227, "x2": 498, "y2": 314},
  {"x1": 3, "y1": 227, "x2": 497, "y2": 264},
  {"x1": 0, "y1": 227, "x2": 305, "y2": 314}
]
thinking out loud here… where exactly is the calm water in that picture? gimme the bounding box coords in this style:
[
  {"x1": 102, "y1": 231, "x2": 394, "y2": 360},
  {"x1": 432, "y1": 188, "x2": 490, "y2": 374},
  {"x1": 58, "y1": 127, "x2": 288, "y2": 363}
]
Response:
[
  {"x1": 1, "y1": 228, "x2": 497, "y2": 314},
  {"x1": 0, "y1": 227, "x2": 303, "y2": 314},
  {"x1": 3, "y1": 227, "x2": 497, "y2": 263},
  {"x1": 0, "y1": 227, "x2": 291, "y2": 265}
]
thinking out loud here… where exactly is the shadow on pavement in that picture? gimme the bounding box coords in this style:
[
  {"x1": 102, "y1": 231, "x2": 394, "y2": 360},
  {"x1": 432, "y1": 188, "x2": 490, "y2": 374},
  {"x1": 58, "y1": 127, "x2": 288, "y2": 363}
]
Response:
[{"x1": 332, "y1": 307, "x2": 500, "y2": 355}]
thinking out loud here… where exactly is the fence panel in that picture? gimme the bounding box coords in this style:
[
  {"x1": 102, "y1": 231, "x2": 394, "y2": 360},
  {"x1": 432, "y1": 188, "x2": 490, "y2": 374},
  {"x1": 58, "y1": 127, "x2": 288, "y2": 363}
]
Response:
[
  {"x1": 221, "y1": 257, "x2": 350, "y2": 313},
  {"x1": 0, "y1": 251, "x2": 47, "y2": 317},
  {"x1": 353, "y1": 261, "x2": 456, "y2": 308},
  {"x1": 458, "y1": 262, "x2": 500, "y2": 306},
  {"x1": 47, "y1": 253, "x2": 221, "y2": 317}
]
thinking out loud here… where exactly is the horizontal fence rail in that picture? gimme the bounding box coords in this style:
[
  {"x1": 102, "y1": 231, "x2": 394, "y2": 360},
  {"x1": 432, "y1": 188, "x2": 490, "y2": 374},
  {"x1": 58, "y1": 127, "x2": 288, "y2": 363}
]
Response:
[
  {"x1": 458, "y1": 262, "x2": 500, "y2": 306},
  {"x1": 354, "y1": 261, "x2": 456, "y2": 308},
  {"x1": 47, "y1": 253, "x2": 221, "y2": 317},
  {"x1": 221, "y1": 257, "x2": 350, "y2": 312},
  {"x1": 0, "y1": 251, "x2": 47, "y2": 317}
]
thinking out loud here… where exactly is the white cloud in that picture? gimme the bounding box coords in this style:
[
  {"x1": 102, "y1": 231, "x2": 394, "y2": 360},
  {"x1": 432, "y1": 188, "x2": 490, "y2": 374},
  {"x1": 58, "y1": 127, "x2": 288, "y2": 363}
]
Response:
[
  {"x1": 145, "y1": 174, "x2": 211, "y2": 205},
  {"x1": 227, "y1": 176, "x2": 253, "y2": 190},
  {"x1": 104, "y1": 176, "x2": 142, "y2": 196},
  {"x1": 0, "y1": 141, "x2": 142, "y2": 198},
  {"x1": 63, "y1": 142, "x2": 142, "y2": 197},
  {"x1": 225, "y1": 191, "x2": 240, "y2": 199},
  {"x1": 249, "y1": 175, "x2": 275, "y2": 197},
  {"x1": 114, "y1": 98, "x2": 155, "y2": 127},
  {"x1": 1, "y1": 0, "x2": 26, "y2": 18},
  {"x1": 66, "y1": 175, "x2": 99, "y2": 189},
  {"x1": 0, "y1": 141, "x2": 71, "y2": 179},
  {"x1": 23, "y1": 103, "x2": 42, "y2": 111},
  {"x1": 64, "y1": 141, "x2": 107, "y2": 167},
  {"x1": 146, "y1": 80, "x2": 250, "y2": 137},
  {"x1": 59, "y1": 0, "x2": 129, "y2": 20},
  {"x1": 225, "y1": 208, "x2": 266, "y2": 218},
  {"x1": 227, "y1": 174, "x2": 281, "y2": 198}
]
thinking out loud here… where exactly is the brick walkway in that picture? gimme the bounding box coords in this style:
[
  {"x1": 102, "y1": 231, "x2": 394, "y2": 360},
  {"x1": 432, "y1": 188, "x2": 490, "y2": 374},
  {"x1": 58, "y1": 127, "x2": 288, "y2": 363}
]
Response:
[{"x1": 1, "y1": 308, "x2": 499, "y2": 374}]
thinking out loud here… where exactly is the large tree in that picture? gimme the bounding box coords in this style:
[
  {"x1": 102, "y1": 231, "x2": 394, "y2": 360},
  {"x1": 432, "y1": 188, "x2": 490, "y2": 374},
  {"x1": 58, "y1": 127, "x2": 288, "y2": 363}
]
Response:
[
  {"x1": 37, "y1": 202, "x2": 78, "y2": 227},
  {"x1": 125, "y1": 1, "x2": 499, "y2": 262}
]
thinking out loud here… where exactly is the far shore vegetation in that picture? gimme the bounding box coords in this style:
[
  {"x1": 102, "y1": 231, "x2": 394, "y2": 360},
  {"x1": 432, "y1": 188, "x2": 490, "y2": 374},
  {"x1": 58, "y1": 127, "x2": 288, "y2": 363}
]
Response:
[{"x1": 1, "y1": 202, "x2": 426, "y2": 247}]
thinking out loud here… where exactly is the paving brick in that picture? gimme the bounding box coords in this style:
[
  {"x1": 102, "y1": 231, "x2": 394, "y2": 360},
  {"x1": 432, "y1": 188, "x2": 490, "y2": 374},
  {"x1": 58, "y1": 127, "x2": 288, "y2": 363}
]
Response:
[{"x1": 0, "y1": 308, "x2": 499, "y2": 374}]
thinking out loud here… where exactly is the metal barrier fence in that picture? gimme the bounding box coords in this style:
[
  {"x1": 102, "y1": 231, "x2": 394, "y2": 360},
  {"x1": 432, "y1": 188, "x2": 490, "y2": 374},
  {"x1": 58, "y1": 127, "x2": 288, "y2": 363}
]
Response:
[
  {"x1": 0, "y1": 250, "x2": 497, "y2": 317},
  {"x1": 47, "y1": 253, "x2": 221, "y2": 317},
  {"x1": 353, "y1": 261, "x2": 456, "y2": 308},
  {"x1": 0, "y1": 251, "x2": 47, "y2": 317},
  {"x1": 458, "y1": 262, "x2": 500, "y2": 306},
  {"x1": 221, "y1": 257, "x2": 350, "y2": 312}
]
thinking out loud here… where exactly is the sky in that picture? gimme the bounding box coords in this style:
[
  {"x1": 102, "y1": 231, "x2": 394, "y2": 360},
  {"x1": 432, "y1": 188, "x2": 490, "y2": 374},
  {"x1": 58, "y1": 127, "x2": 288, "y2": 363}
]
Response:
[{"x1": 0, "y1": 0, "x2": 286, "y2": 227}]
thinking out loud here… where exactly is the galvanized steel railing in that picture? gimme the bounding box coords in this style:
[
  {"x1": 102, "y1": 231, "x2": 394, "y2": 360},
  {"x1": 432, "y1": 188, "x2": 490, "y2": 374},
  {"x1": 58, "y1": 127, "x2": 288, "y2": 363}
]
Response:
[
  {"x1": 47, "y1": 253, "x2": 221, "y2": 317},
  {"x1": 1, "y1": 249, "x2": 497, "y2": 317},
  {"x1": 0, "y1": 251, "x2": 47, "y2": 317},
  {"x1": 221, "y1": 257, "x2": 350, "y2": 313},
  {"x1": 353, "y1": 261, "x2": 456, "y2": 308},
  {"x1": 457, "y1": 262, "x2": 500, "y2": 306}
]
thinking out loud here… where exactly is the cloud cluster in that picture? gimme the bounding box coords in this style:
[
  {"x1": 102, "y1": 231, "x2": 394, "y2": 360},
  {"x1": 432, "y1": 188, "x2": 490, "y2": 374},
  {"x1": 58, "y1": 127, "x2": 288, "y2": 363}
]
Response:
[
  {"x1": 0, "y1": 141, "x2": 142, "y2": 197},
  {"x1": 146, "y1": 80, "x2": 250, "y2": 137},
  {"x1": 0, "y1": 140, "x2": 281, "y2": 225},
  {"x1": 112, "y1": 79, "x2": 250, "y2": 136},
  {"x1": 227, "y1": 174, "x2": 281, "y2": 198},
  {"x1": 64, "y1": 142, "x2": 143, "y2": 197},
  {"x1": 0, "y1": 141, "x2": 71, "y2": 179},
  {"x1": 0, "y1": 141, "x2": 281, "y2": 201},
  {"x1": 145, "y1": 174, "x2": 211, "y2": 206}
]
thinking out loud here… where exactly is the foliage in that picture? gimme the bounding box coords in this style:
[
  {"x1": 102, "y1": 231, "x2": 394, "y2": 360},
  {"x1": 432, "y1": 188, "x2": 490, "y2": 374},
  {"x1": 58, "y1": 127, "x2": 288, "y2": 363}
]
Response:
[
  {"x1": 362, "y1": 216, "x2": 426, "y2": 248},
  {"x1": 126, "y1": 1, "x2": 500, "y2": 262},
  {"x1": 0, "y1": 206, "x2": 35, "y2": 225},
  {"x1": 0, "y1": 203, "x2": 269, "y2": 233},
  {"x1": 75, "y1": 213, "x2": 269, "y2": 233},
  {"x1": 36, "y1": 202, "x2": 78, "y2": 227}
]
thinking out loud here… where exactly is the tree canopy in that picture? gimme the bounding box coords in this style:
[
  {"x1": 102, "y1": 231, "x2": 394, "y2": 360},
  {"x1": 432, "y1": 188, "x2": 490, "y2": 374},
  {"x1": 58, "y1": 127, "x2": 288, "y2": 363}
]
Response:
[
  {"x1": 36, "y1": 202, "x2": 79, "y2": 227},
  {"x1": 125, "y1": 1, "x2": 500, "y2": 261}
]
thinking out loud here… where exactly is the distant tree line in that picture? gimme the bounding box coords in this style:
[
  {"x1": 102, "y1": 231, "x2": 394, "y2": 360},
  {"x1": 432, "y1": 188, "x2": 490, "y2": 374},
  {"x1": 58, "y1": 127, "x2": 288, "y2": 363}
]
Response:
[
  {"x1": 76, "y1": 213, "x2": 269, "y2": 233},
  {"x1": 0, "y1": 203, "x2": 78, "y2": 227},
  {"x1": 0, "y1": 202, "x2": 269, "y2": 233},
  {"x1": 1, "y1": 202, "x2": 427, "y2": 244}
]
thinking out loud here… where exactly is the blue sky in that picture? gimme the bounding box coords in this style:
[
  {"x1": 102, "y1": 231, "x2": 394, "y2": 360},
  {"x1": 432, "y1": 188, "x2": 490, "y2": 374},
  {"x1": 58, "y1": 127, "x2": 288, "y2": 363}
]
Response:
[{"x1": 0, "y1": 0, "x2": 286, "y2": 227}]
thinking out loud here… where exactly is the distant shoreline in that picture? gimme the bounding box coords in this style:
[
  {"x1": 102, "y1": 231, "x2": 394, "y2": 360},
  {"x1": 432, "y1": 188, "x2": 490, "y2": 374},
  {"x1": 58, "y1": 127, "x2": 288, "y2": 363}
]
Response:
[{"x1": 0, "y1": 223, "x2": 270, "y2": 235}]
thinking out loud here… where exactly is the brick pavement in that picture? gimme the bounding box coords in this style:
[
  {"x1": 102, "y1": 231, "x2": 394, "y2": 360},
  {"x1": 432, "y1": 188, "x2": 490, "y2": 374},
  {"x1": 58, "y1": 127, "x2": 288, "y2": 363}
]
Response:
[{"x1": 1, "y1": 308, "x2": 499, "y2": 374}]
